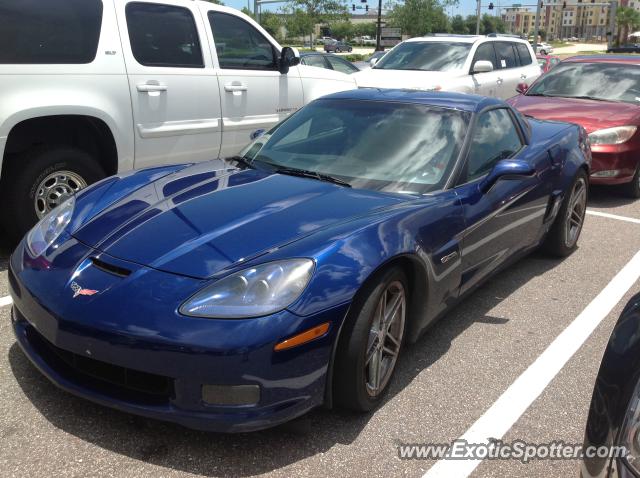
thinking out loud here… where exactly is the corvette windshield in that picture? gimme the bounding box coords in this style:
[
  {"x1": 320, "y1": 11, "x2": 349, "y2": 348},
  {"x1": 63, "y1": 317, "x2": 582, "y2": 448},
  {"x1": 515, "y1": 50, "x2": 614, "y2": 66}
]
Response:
[
  {"x1": 526, "y1": 62, "x2": 640, "y2": 104},
  {"x1": 241, "y1": 99, "x2": 469, "y2": 194},
  {"x1": 373, "y1": 41, "x2": 471, "y2": 71}
]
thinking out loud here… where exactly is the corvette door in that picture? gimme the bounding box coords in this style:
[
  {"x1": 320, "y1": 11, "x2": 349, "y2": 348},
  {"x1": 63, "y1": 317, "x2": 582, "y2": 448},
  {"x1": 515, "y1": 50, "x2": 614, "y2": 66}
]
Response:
[{"x1": 456, "y1": 108, "x2": 551, "y2": 294}]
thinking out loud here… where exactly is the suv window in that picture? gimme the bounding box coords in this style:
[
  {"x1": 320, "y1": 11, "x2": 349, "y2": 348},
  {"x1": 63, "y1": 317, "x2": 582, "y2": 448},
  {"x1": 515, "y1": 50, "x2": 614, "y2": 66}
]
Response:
[
  {"x1": 494, "y1": 42, "x2": 518, "y2": 69},
  {"x1": 472, "y1": 43, "x2": 498, "y2": 70},
  {"x1": 126, "y1": 2, "x2": 203, "y2": 68},
  {"x1": 302, "y1": 55, "x2": 328, "y2": 69},
  {"x1": 0, "y1": 0, "x2": 103, "y2": 64},
  {"x1": 515, "y1": 43, "x2": 533, "y2": 66},
  {"x1": 465, "y1": 109, "x2": 523, "y2": 182},
  {"x1": 326, "y1": 55, "x2": 358, "y2": 74},
  {"x1": 209, "y1": 12, "x2": 276, "y2": 70}
]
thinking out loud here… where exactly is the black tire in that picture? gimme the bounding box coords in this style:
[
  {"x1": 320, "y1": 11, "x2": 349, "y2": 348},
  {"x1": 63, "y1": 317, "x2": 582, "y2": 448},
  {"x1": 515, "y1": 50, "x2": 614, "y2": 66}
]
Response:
[
  {"x1": 336, "y1": 48, "x2": 341, "y2": 53},
  {"x1": 0, "y1": 146, "x2": 105, "y2": 242},
  {"x1": 333, "y1": 267, "x2": 408, "y2": 412},
  {"x1": 348, "y1": 48, "x2": 353, "y2": 52},
  {"x1": 623, "y1": 164, "x2": 640, "y2": 199},
  {"x1": 543, "y1": 169, "x2": 588, "y2": 257}
]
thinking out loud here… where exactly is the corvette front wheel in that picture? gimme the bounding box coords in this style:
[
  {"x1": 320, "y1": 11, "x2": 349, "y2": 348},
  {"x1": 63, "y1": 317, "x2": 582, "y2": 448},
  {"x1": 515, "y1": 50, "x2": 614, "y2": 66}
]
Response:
[
  {"x1": 543, "y1": 170, "x2": 588, "y2": 257},
  {"x1": 333, "y1": 267, "x2": 408, "y2": 412}
]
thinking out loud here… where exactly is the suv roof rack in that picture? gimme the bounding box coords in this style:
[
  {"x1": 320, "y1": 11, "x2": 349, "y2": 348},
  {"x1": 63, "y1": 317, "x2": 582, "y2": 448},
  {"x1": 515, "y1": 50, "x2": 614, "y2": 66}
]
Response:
[
  {"x1": 487, "y1": 33, "x2": 525, "y2": 39},
  {"x1": 425, "y1": 33, "x2": 481, "y2": 38}
]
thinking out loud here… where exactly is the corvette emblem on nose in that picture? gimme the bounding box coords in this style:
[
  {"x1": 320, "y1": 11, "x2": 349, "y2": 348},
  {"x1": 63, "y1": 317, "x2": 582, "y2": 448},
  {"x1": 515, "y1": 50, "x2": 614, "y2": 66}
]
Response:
[{"x1": 70, "y1": 281, "x2": 99, "y2": 298}]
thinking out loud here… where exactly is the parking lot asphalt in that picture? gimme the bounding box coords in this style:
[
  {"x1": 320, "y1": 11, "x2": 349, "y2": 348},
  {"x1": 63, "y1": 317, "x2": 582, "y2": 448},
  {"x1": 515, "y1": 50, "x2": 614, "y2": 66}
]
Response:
[{"x1": 1, "y1": 185, "x2": 639, "y2": 478}]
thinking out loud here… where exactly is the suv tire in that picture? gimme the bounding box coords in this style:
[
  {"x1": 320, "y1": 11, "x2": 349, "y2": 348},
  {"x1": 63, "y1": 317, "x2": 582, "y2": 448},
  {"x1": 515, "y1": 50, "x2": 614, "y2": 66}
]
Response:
[{"x1": 1, "y1": 146, "x2": 105, "y2": 243}]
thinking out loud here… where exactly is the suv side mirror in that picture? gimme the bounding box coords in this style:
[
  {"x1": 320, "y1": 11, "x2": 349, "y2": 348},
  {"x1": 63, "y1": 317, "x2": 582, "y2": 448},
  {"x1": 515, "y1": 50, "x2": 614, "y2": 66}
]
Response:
[
  {"x1": 370, "y1": 57, "x2": 379, "y2": 67},
  {"x1": 516, "y1": 82, "x2": 529, "y2": 94},
  {"x1": 472, "y1": 60, "x2": 494, "y2": 74},
  {"x1": 279, "y1": 46, "x2": 300, "y2": 74},
  {"x1": 480, "y1": 160, "x2": 535, "y2": 193}
]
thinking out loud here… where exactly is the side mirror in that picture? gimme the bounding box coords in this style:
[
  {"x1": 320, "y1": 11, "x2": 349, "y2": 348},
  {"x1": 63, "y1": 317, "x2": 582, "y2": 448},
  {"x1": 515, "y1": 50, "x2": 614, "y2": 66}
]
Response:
[
  {"x1": 279, "y1": 46, "x2": 300, "y2": 74},
  {"x1": 479, "y1": 160, "x2": 535, "y2": 193},
  {"x1": 370, "y1": 57, "x2": 379, "y2": 67},
  {"x1": 516, "y1": 82, "x2": 529, "y2": 94},
  {"x1": 472, "y1": 60, "x2": 494, "y2": 74}
]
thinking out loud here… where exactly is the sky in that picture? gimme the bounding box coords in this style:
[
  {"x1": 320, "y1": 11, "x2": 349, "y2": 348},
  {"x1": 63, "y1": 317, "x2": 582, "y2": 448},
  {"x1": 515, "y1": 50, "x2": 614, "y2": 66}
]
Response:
[{"x1": 223, "y1": 1, "x2": 506, "y2": 19}]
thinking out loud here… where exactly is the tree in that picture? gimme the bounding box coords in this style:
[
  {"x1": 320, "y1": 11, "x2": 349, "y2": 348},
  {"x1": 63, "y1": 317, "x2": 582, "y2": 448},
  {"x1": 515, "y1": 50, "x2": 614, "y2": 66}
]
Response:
[
  {"x1": 450, "y1": 14, "x2": 467, "y2": 34},
  {"x1": 203, "y1": 0, "x2": 225, "y2": 4},
  {"x1": 353, "y1": 22, "x2": 377, "y2": 38},
  {"x1": 616, "y1": 7, "x2": 640, "y2": 46},
  {"x1": 284, "y1": 0, "x2": 349, "y2": 42},
  {"x1": 260, "y1": 12, "x2": 284, "y2": 40},
  {"x1": 464, "y1": 13, "x2": 506, "y2": 35},
  {"x1": 241, "y1": 7, "x2": 254, "y2": 19},
  {"x1": 387, "y1": 0, "x2": 454, "y2": 36},
  {"x1": 330, "y1": 20, "x2": 354, "y2": 40},
  {"x1": 284, "y1": 7, "x2": 316, "y2": 42}
]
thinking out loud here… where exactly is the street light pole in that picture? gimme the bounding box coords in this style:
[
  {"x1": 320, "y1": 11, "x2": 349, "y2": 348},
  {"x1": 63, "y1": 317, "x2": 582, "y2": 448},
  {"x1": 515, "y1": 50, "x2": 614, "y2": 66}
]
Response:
[
  {"x1": 476, "y1": 0, "x2": 481, "y2": 34},
  {"x1": 532, "y1": 0, "x2": 542, "y2": 53},
  {"x1": 375, "y1": 0, "x2": 383, "y2": 51}
]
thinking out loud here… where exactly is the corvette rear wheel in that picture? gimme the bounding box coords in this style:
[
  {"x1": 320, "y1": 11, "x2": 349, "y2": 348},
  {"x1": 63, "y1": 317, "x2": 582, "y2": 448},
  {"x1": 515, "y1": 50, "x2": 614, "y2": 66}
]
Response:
[
  {"x1": 333, "y1": 267, "x2": 408, "y2": 412},
  {"x1": 543, "y1": 170, "x2": 588, "y2": 257}
]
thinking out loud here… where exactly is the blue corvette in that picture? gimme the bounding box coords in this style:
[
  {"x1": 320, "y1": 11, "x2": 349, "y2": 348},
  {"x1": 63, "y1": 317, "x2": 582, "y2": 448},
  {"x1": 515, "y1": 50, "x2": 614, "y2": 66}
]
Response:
[{"x1": 10, "y1": 90, "x2": 590, "y2": 432}]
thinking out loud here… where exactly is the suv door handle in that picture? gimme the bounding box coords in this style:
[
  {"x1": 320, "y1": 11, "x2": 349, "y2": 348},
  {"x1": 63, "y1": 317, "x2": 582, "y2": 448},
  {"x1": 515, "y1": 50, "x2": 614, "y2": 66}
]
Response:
[
  {"x1": 136, "y1": 83, "x2": 168, "y2": 93},
  {"x1": 520, "y1": 74, "x2": 527, "y2": 80},
  {"x1": 224, "y1": 82, "x2": 248, "y2": 94},
  {"x1": 496, "y1": 77, "x2": 504, "y2": 84}
]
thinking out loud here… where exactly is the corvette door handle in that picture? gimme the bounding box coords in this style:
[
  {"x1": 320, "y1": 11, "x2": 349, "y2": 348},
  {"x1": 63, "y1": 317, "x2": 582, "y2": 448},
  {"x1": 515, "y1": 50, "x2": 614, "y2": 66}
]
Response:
[
  {"x1": 136, "y1": 83, "x2": 168, "y2": 93},
  {"x1": 224, "y1": 83, "x2": 248, "y2": 93}
]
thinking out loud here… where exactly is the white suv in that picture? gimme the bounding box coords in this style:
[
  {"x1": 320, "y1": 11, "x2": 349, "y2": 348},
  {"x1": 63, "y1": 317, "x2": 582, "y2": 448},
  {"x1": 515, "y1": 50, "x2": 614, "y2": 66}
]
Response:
[
  {"x1": 354, "y1": 34, "x2": 541, "y2": 100},
  {"x1": 0, "y1": 0, "x2": 356, "y2": 240}
]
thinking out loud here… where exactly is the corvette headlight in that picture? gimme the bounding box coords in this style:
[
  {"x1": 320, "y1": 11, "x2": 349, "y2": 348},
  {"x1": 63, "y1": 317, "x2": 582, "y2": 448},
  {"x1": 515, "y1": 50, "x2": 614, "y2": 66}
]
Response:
[
  {"x1": 180, "y1": 259, "x2": 314, "y2": 319},
  {"x1": 26, "y1": 196, "x2": 75, "y2": 257},
  {"x1": 588, "y1": 126, "x2": 637, "y2": 145}
]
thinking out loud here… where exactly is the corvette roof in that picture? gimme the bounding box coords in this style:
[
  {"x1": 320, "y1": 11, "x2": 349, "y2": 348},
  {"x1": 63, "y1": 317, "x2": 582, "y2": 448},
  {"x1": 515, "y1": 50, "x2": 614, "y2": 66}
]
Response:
[{"x1": 319, "y1": 88, "x2": 503, "y2": 113}]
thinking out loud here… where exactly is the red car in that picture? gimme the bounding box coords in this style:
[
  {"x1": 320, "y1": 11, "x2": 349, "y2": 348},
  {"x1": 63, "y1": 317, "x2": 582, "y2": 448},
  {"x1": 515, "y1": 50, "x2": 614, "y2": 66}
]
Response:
[
  {"x1": 508, "y1": 55, "x2": 640, "y2": 197},
  {"x1": 536, "y1": 54, "x2": 561, "y2": 73}
]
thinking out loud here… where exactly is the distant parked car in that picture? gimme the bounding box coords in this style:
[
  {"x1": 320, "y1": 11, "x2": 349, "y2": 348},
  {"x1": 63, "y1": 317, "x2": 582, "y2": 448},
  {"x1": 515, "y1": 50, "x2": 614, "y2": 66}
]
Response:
[
  {"x1": 532, "y1": 42, "x2": 553, "y2": 55},
  {"x1": 537, "y1": 54, "x2": 561, "y2": 73},
  {"x1": 582, "y1": 292, "x2": 640, "y2": 478},
  {"x1": 607, "y1": 43, "x2": 640, "y2": 53},
  {"x1": 300, "y1": 52, "x2": 359, "y2": 74},
  {"x1": 325, "y1": 41, "x2": 353, "y2": 53},
  {"x1": 353, "y1": 35, "x2": 541, "y2": 100},
  {"x1": 507, "y1": 55, "x2": 640, "y2": 197}
]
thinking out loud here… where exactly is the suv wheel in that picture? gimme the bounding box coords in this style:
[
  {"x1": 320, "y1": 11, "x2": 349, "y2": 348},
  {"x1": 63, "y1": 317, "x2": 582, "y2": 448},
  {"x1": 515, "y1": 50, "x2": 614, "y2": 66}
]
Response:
[{"x1": 0, "y1": 146, "x2": 105, "y2": 242}]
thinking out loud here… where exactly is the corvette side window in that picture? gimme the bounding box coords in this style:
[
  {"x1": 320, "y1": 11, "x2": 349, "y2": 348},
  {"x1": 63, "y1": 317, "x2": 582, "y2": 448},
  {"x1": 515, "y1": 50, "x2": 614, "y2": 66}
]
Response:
[{"x1": 465, "y1": 109, "x2": 523, "y2": 182}]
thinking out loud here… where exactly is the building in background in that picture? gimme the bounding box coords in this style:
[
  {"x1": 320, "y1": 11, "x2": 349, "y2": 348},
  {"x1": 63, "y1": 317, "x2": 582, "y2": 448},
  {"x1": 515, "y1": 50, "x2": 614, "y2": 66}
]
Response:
[{"x1": 502, "y1": 0, "x2": 612, "y2": 40}]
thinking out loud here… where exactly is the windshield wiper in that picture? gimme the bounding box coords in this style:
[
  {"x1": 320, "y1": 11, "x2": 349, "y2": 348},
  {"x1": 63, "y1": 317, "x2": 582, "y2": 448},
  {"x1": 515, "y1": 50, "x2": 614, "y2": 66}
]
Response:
[
  {"x1": 226, "y1": 155, "x2": 255, "y2": 169},
  {"x1": 274, "y1": 167, "x2": 351, "y2": 188}
]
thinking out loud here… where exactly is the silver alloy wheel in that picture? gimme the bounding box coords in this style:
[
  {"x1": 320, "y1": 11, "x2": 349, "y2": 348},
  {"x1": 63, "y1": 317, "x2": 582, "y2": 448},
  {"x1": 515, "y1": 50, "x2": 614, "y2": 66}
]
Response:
[
  {"x1": 365, "y1": 280, "x2": 406, "y2": 397},
  {"x1": 565, "y1": 176, "x2": 587, "y2": 247},
  {"x1": 34, "y1": 170, "x2": 87, "y2": 219}
]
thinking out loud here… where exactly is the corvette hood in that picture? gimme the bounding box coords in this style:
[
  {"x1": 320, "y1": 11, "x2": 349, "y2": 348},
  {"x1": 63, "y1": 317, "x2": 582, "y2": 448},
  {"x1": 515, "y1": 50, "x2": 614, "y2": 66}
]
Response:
[
  {"x1": 353, "y1": 69, "x2": 461, "y2": 90},
  {"x1": 73, "y1": 162, "x2": 408, "y2": 279},
  {"x1": 507, "y1": 95, "x2": 640, "y2": 134}
]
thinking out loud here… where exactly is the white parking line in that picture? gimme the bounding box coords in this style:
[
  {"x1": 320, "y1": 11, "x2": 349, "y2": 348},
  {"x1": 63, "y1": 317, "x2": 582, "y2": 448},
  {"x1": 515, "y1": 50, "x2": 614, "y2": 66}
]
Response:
[
  {"x1": 587, "y1": 209, "x2": 640, "y2": 224},
  {"x1": 423, "y1": 250, "x2": 640, "y2": 478},
  {"x1": 0, "y1": 296, "x2": 12, "y2": 307}
]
